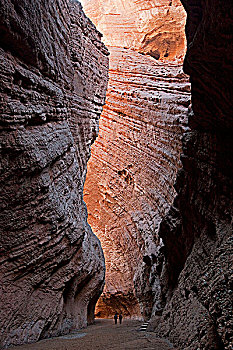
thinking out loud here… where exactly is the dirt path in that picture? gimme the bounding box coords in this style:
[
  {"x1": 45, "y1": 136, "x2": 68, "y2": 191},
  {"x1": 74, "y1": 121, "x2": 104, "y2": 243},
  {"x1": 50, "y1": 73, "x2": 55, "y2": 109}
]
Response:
[{"x1": 9, "y1": 319, "x2": 176, "y2": 350}]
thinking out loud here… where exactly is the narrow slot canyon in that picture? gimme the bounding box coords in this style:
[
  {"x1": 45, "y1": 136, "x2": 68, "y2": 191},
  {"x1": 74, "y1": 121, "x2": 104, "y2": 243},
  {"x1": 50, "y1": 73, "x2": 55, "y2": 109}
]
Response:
[
  {"x1": 81, "y1": 0, "x2": 191, "y2": 321},
  {"x1": 0, "y1": 1, "x2": 232, "y2": 350}
]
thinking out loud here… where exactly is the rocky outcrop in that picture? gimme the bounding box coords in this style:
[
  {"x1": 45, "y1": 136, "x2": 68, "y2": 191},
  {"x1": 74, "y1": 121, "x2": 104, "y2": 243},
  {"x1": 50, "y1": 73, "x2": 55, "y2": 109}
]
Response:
[
  {"x1": 151, "y1": 1, "x2": 233, "y2": 349},
  {"x1": 81, "y1": 0, "x2": 187, "y2": 60},
  {"x1": 0, "y1": 0, "x2": 109, "y2": 348},
  {"x1": 84, "y1": 47, "x2": 190, "y2": 319}
]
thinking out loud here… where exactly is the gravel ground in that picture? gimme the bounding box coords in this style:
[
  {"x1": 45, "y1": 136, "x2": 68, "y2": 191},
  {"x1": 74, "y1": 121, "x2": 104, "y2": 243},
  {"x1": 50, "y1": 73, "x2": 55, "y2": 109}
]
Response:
[{"x1": 9, "y1": 319, "x2": 177, "y2": 350}]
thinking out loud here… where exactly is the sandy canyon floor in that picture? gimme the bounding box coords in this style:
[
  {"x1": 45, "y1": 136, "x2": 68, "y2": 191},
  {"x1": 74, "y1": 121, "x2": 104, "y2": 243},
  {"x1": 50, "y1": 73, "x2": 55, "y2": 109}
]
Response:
[{"x1": 9, "y1": 319, "x2": 177, "y2": 350}]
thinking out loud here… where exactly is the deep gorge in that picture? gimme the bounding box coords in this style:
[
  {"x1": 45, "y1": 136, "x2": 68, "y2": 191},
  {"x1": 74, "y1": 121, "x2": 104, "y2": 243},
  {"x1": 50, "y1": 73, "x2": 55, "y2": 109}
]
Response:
[
  {"x1": 83, "y1": 45, "x2": 190, "y2": 320},
  {"x1": 81, "y1": 0, "x2": 191, "y2": 322},
  {"x1": 0, "y1": 0, "x2": 232, "y2": 349}
]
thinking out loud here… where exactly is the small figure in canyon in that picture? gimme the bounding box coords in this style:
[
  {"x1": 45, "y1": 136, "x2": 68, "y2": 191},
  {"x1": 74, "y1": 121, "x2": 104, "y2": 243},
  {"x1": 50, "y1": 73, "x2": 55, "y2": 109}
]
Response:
[
  {"x1": 114, "y1": 313, "x2": 118, "y2": 324},
  {"x1": 119, "y1": 313, "x2": 123, "y2": 324}
]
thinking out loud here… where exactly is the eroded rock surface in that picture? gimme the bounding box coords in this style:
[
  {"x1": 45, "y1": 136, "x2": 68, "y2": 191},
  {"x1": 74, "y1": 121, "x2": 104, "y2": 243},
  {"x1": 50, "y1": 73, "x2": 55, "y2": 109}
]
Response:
[
  {"x1": 152, "y1": 1, "x2": 233, "y2": 349},
  {"x1": 82, "y1": 0, "x2": 186, "y2": 60},
  {"x1": 0, "y1": 0, "x2": 109, "y2": 348},
  {"x1": 84, "y1": 47, "x2": 190, "y2": 319}
]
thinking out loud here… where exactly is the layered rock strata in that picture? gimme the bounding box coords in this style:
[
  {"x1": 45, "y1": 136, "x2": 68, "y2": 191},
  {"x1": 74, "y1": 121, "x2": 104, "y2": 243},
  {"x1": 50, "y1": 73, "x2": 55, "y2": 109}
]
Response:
[
  {"x1": 82, "y1": 0, "x2": 186, "y2": 60},
  {"x1": 151, "y1": 0, "x2": 233, "y2": 349},
  {"x1": 0, "y1": 0, "x2": 109, "y2": 348},
  {"x1": 84, "y1": 47, "x2": 190, "y2": 319}
]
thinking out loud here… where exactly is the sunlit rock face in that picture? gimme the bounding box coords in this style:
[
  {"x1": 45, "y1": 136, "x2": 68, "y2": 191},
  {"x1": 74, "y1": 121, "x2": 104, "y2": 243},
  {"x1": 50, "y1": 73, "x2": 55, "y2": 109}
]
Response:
[
  {"x1": 0, "y1": 0, "x2": 108, "y2": 348},
  {"x1": 82, "y1": 0, "x2": 186, "y2": 60},
  {"x1": 82, "y1": 0, "x2": 190, "y2": 320},
  {"x1": 84, "y1": 46, "x2": 190, "y2": 318},
  {"x1": 150, "y1": 0, "x2": 233, "y2": 349}
]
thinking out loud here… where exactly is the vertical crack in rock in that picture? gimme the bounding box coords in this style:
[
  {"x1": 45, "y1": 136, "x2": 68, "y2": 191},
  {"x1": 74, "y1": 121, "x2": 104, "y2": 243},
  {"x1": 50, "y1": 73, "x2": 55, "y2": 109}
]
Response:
[
  {"x1": 0, "y1": 0, "x2": 109, "y2": 348},
  {"x1": 82, "y1": 0, "x2": 191, "y2": 319}
]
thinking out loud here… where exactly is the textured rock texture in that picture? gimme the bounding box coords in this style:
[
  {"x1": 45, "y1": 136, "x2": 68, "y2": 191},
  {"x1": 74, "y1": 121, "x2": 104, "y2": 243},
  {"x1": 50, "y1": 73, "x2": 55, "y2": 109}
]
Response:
[
  {"x1": 0, "y1": 0, "x2": 109, "y2": 348},
  {"x1": 81, "y1": 0, "x2": 186, "y2": 60},
  {"x1": 84, "y1": 47, "x2": 190, "y2": 319},
  {"x1": 151, "y1": 0, "x2": 233, "y2": 349}
]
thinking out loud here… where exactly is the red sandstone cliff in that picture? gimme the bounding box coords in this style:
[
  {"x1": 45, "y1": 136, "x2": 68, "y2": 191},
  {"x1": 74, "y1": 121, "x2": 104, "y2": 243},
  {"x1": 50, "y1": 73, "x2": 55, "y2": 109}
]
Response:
[
  {"x1": 82, "y1": 0, "x2": 190, "y2": 319},
  {"x1": 0, "y1": 0, "x2": 109, "y2": 347},
  {"x1": 82, "y1": 0, "x2": 186, "y2": 60},
  {"x1": 84, "y1": 48, "x2": 190, "y2": 318},
  {"x1": 82, "y1": 2, "x2": 233, "y2": 348}
]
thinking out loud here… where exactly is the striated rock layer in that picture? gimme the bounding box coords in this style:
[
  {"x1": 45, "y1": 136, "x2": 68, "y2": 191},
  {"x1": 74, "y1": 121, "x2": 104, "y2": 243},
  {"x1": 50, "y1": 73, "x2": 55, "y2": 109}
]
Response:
[
  {"x1": 84, "y1": 47, "x2": 190, "y2": 319},
  {"x1": 0, "y1": 0, "x2": 109, "y2": 348},
  {"x1": 151, "y1": 0, "x2": 233, "y2": 349},
  {"x1": 81, "y1": 0, "x2": 187, "y2": 60}
]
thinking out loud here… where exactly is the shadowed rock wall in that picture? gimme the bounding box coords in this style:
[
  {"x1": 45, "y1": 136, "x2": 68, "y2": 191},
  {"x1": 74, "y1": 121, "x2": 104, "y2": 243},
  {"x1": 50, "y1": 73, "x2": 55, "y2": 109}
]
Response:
[
  {"x1": 0, "y1": 0, "x2": 109, "y2": 348},
  {"x1": 151, "y1": 0, "x2": 233, "y2": 349}
]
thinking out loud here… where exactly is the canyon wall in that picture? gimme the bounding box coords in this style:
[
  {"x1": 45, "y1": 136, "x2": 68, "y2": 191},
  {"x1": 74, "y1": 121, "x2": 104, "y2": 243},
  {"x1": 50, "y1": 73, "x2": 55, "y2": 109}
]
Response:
[
  {"x1": 150, "y1": 0, "x2": 233, "y2": 349},
  {"x1": 82, "y1": 0, "x2": 190, "y2": 319},
  {"x1": 82, "y1": 0, "x2": 186, "y2": 60},
  {"x1": 0, "y1": 0, "x2": 109, "y2": 348}
]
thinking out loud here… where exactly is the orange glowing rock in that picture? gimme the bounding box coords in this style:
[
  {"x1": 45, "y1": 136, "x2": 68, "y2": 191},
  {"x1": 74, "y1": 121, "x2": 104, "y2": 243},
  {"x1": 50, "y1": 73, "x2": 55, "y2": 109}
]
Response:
[
  {"x1": 82, "y1": 0, "x2": 189, "y2": 319},
  {"x1": 81, "y1": 0, "x2": 186, "y2": 60},
  {"x1": 84, "y1": 47, "x2": 190, "y2": 319}
]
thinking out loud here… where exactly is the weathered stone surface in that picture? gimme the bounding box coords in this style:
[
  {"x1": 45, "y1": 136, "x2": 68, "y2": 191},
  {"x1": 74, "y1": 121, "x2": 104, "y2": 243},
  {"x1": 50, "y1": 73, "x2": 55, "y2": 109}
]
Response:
[
  {"x1": 0, "y1": 0, "x2": 109, "y2": 348},
  {"x1": 81, "y1": 0, "x2": 187, "y2": 60},
  {"x1": 84, "y1": 47, "x2": 190, "y2": 319},
  {"x1": 153, "y1": 1, "x2": 233, "y2": 349}
]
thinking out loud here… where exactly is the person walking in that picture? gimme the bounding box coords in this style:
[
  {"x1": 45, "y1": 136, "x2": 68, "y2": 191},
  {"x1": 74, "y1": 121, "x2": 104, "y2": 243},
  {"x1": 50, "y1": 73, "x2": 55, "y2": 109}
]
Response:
[
  {"x1": 119, "y1": 313, "x2": 123, "y2": 324},
  {"x1": 114, "y1": 313, "x2": 118, "y2": 324}
]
